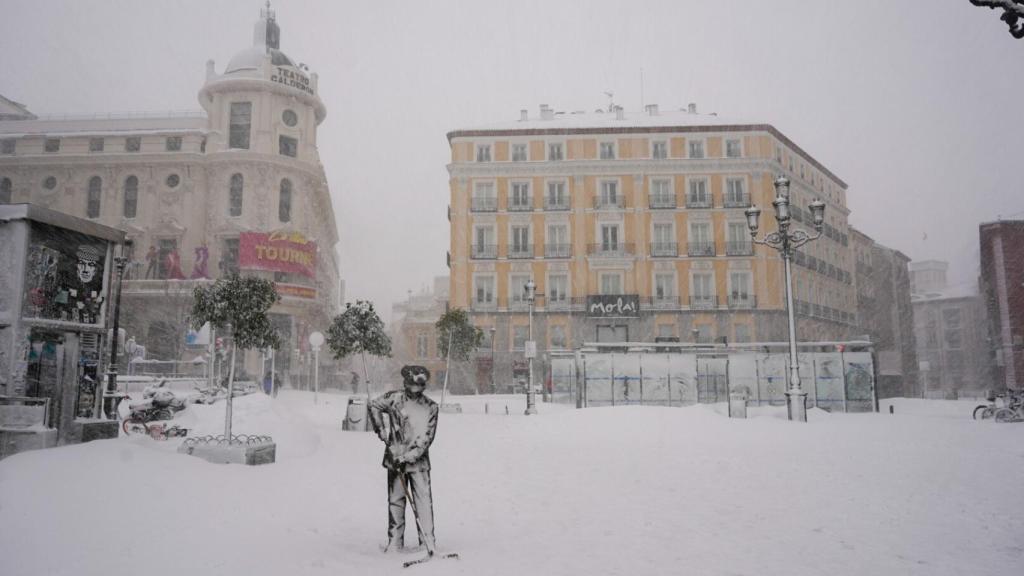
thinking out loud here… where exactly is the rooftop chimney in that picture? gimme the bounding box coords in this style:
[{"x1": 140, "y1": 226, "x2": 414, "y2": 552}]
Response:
[
  {"x1": 520, "y1": 109, "x2": 528, "y2": 121},
  {"x1": 539, "y1": 104, "x2": 554, "y2": 121},
  {"x1": 615, "y1": 106, "x2": 624, "y2": 120},
  {"x1": 687, "y1": 102, "x2": 697, "y2": 114},
  {"x1": 645, "y1": 104, "x2": 659, "y2": 116}
]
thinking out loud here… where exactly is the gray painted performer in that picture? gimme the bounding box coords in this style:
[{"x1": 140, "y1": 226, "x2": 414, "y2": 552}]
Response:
[{"x1": 368, "y1": 365, "x2": 440, "y2": 556}]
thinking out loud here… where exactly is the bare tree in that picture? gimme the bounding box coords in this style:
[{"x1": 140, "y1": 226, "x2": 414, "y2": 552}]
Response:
[{"x1": 970, "y1": 0, "x2": 1024, "y2": 38}]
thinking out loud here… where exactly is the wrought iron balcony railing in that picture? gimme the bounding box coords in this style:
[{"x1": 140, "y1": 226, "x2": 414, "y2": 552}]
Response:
[
  {"x1": 508, "y1": 200, "x2": 533, "y2": 212},
  {"x1": 594, "y1": 196, "x2": 626, "y2": 209},
  {"x1": 723, "y1": 193, "x2": 750, "y2": 208},
  {"x1": 685, "y1": 195, "x2": 712, "y2": 209},
  {"x1": 650, "y1": 242, "x2": 679, "y2": 257},
  {"x1": 471, "y1": 196, "x2": 498, "y2": 212},
  {"x1": 544, "y1": 243, "x2": 572, "y2": 259},
  {"x1": 687, "y1": 241, "x2": 716, "y2": 257},
  {"x1": 544, "y1": 198, "x2": 571, "y2": 211},
  {"x1": 649, "y1": 193, "x2": 677, "y2": 209},
  {"x1": 471, "y1": 244, "x2": 498, "y2": 259},
  {"x1": 689, "y1": 295, "x2": 718, "y2": 309},
  {"x1": 508, "y1": 244, "x2": 534, "y2": 259},
  {"x1": 725, "y1": 241, "x2": 754, "y2": 256},
  {"x1": 727, "y1": 294, "x2": 757, "y2": 309},
  {"x1": 587, "y1": 243, "x2": 635, "y2": 257}
]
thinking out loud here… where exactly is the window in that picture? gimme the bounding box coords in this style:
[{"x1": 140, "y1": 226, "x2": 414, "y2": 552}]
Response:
[
  {"x1": 688, "y1": 140, "x2": 704, "y2": 159},
  {"x1": 473, "y1": 225, "x2": 496, "y2": 258},
  {"x1": 510, "y1": 274, "x2": 532, "y2": 305},
  {"x1": 89, "y1": 138, "x2": 104, "y2": 152},
  {"x1": 87, "y1": 176, "x2": 102, "y2": 218},
  {"x1": 729, "y1": 271, "x2": 751, "y2": 302},
  {"x1": 472, "y1": 181, "x2": 497, "y2": 211},
  {"x1": 282, "y1": 109, "x2": 298, "y2": 127},
  {"x1": 652, "y1": 141, "x2": 668, "y2": 159},
  {"x1": 165, "y1": 137, "x2": 182, "y2": 151},
  {"x1": 599, "y1": 272, "x2": 622, "y2": 295},
  {"x1": 45, "y1": 138, "x2": 60, "y2": 153},
  {"x1": 1, "y1": 139, "x2": 14, "y2": 155},
  {"x1": 687, "y1": 178, "x2": 710, "y2": 207},
  {"x1": 123, "y1": 176, "x2": 138, "y2": 219},
  {"x1": 229, "y1": 173, "x2": 243, "y2": 217},
  {"x1": 689, "y1": 222, "x2": 713, "y2": 256},
  {"x1": 513, "y1": 325, "x2": 529, "y2": 350},
  {"x1": 548, "y1": 274, "x2": 568, "y2": 303},
  {"x1": 650, "y1": 178, "x2": 674, "y2": 208},
  {"x1": 510, "y1": 225, "x2": 531, "y2": 258},
  {"x1": 510, "y1": 181, "x2": 531, "y2": 211},
  {"x1": 725, "y1": 138, "x2": 742, "y2": 158},
  {"x1": 512, "y1": 143, "x2": 527, "y2": 162},
  {"x1": 546, "y1": 224, "x2": 569, "y2": 258},
  {"x1": 229, "y1": 102, "x2": 252, "y2": 149},
  {"x1": 474, "y1": 275, "x2": 495, "y2": 305},
  {"x1": 657, "y1": 324, "x2": 675, "y2": 339},
  {"x1": 279, "y1": 178, "x2": 292, "y2": 222},
  {"x1": 221, "y1": 238, "x2": 240, "y2": 275},
  {"x1": 727, "y1": 222, "x2": 751, "y2": 255},
  {"x1": 654, "y1": 273, "x2": 675, "y2": 301},
  {"x1": 279, "y1": 135, "x2": 298, "y2": 158},
  {"x1": 550, "y1": 325, "x2": 567, "y2": 349},
  {"x1": 166, "y1": 174, "x2": 180, "y2": 188},
  {"x1": 725, "y1": 178, "x2": 746, "y2": 206},
  {"x1": 416, "y1": 333, "x2": 429, "y2": 358},
  {"x1": 599, "y1": 180, "x2": 619, "y2": 207},
  {"x1": 475, "y1": 144, "x2": 492, "y2": 162},
  {"x1": 125, "y1": 137, "x2": 141, "y2": 152},
  {"x1": 600, "y1": 224, "x2": 620, "y2": 252},
  {"x1": 43, "y1": 176, "x2": 57, "y2": 190},
  {"x1": 546, "y1": 180, "x2": 567, "y2": 209},
  {"x1": 599, "y1": 141, "x2": 616, "y2": 160},
  {"x1": 734, "y1": 324, "x2": 751, "y2": 343},
  {"x1": 652, "y1": 222, "x2": 675, "y2": 256},
  {"x1": 0, "y1": 177, "x2": 11, "y2": 203},
  {"x1": 691, "y1": 272, "x2": 714, "y2": 301},
  {"x1": 548, "y1": 142, "x2": 563, "y2": 161}
]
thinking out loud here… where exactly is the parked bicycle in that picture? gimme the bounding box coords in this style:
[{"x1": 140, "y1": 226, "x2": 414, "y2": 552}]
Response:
[{"x1": 974, "y1": 389, "x2": 1023, "y2": 422}]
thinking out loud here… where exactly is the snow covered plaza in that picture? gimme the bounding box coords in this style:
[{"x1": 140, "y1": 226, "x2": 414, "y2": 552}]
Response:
[{"x1": 1, "y1": 390, "x2": 1021, "y2": 576}]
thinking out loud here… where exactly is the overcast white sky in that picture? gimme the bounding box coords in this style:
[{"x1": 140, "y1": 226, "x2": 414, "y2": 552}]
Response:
[{"x1": 2, "y1": 0, "x2": 1022, "y2": 320}]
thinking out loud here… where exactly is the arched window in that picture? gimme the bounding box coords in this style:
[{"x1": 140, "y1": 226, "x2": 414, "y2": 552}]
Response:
[
  {"x1": 279, "y1": 178, "x2": 292, "y2": 222},
  {"x1": 87, "y1": 176, "x2": 102, "y2": 218},
  {"x1": 229, "y1": 173, "x2": 243, "y2": 216},
  {"x1": 0, "y1": 177, "x2": 11, "y2": 204},
  {"x1": 123, "y1": 175, "x2": 138, "y2": 219}
]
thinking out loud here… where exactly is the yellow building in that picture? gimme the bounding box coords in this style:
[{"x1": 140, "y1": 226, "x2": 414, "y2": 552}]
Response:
[{"x1": 447, "y1": 104, "x2": 856, "y2": 390}]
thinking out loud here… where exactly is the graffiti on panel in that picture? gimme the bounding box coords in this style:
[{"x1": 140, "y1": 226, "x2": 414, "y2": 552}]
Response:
[{"x1": 23, "y1": 223, "x2": 108, "y2": 325}]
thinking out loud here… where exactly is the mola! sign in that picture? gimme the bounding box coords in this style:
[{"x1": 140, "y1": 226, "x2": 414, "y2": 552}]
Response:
[
  {"x1": 587, "y1": 295, "x2": 640, "y2": 317},
  {"x1": 239, "y1": 231, "x2": 317, "y2": 278}
]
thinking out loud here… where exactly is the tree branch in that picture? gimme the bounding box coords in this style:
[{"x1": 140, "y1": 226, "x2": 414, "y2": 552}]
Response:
[{"x1": 970, "y1": 0, "x2": 1024, "y2": 38}]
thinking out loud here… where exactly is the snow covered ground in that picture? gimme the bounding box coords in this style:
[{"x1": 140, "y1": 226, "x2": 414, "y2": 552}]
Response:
[{"x1": 1, "y1": 391, "x2": 1022, "y2": 576}]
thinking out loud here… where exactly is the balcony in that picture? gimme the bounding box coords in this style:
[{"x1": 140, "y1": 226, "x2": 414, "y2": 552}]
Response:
[
  {"x1": 650, "y1": 242, "x2": 678, "y2": 257},
  {"x1": 546, "y1": 297, "x2": 571, "y2": 311},
  {"x1": 649, "y1": 193, "x2": 677, "y2": 209},
  {"x1": 508, "y1": 199, "x2": 533, "y2": 212},
  {"x1": 727, "y1": 294, "x2": 757, "y2": 309},
  {"x1": 471, "y1": 299, "x2": 497, "y2": 312},
  {"x1": 544, "y1": 243, "x2": 572, "y2": 259},
  {"x1": 508, "y1": 244, "x2": 534, "y2": 259},
  {"x1": 689, "y1": 295, "x2": 718, "y2": 309},
  {"x1": 725, "y1": 241, "x2": 754, "y2": 256},
  {"x1": 685, "y1": 194, "x2": 712, "y2": 209},
  {"x1": 687, "y1": 241, "x2": 716, "y2": 257},
  {"x1": 587, "y1": 243, "x2": 635, "y2": 257},
  {"x1": 544, "y1": 198, "x2": 571, "y2": 211},
  {"x1": 650, "y1": 296, "x2": 681, "y2": 309},
  {"x1": 471, "y1": 244, "x2": 497, "y2": 259},
  {"x1": 471, "y1": 196, "x2": 497, "y2": 212},
  {"x1": 723, "y1": 193, "x2": 750, "y2": 208},
  {"x1": 594, "y1": 196, "x2": 625, "y2": 209}
]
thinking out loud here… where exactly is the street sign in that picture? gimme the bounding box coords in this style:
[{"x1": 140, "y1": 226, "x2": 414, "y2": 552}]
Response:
[
  {"x1": 308, "y1": 331, "x2": 325, "y2": 349},
  {"x1": 525, "y1": 340, "x2": 537, "y2": 359}
]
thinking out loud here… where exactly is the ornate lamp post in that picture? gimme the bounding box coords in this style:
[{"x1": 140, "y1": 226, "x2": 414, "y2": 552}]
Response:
[
  {"x1": 524, "y1": 279, "x2": 538, "y2": 415},
  {"x1": 489, "y1": 326, "x2": 496, "y2": 394},
  {"x1": 103, "y1": 240, "x2": 132, "y2": 418},
  {"x1": 745, "y1": 176, "x2": 826, "y2": 422}
]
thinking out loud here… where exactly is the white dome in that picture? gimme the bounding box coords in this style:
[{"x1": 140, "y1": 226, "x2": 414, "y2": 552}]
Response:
[{"x1": 225, "y1": 47, "x2": 266, "y2": 74}]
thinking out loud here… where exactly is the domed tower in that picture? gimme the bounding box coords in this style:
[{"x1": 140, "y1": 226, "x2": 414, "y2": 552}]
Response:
[{"x1": 196, "y1": 4, "x2": 339, "y2": 383}]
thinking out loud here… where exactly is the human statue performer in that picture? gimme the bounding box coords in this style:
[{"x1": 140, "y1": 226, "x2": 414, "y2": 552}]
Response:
[{"x1": 368, "y1": 365, "x2": 439, "y2": 557}]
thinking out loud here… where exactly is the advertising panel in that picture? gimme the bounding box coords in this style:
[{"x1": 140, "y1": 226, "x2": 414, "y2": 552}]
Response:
[{"x1": 239, "y1": 231, "x2": 317, "y2": 278}]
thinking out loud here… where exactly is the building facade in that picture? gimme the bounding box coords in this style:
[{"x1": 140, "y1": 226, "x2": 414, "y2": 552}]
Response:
[
  {"x1": 979, "y1": 221, "x2": 1024, "y2": 391},
  {"x1": 447, "y1": 104, "x2": 857, "y2": 390},
  {"x1": 389, "y1": 277, "x2": 451, "y2": 390},
  {"x1": 910, "y1": 260, "x2": 992, "y2": 397},
  {"x1": 850, "y1": 227, "x2": 918, "y2": 398},
  {"x1": 0, "y1": 8, "x2": 340, "y2": 384}
]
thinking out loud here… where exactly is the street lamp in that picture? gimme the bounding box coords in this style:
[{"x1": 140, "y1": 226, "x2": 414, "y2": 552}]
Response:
[
  {"x1": 524, "y1": 278, "x2": 537, "y2": 415},
  {"x1": 103, "y1": 240, "x2": 132, "y2": 418},
  {"x1": 745, "y1": 175, "x2": 826, "y2": 422},
  {"x1": 309, "y1": 331, "x2": 324, "y2": 404},
  {"x1": 489, "y1": 326, "x2": 496, "y2": 394}
]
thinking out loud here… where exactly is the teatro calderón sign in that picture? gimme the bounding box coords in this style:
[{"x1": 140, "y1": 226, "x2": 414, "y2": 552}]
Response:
[{"x1": 268, "y1": 66, "x2": 314, "y2": 97}]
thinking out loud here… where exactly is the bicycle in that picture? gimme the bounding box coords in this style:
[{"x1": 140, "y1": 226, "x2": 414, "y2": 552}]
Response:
[
  {"x1": 973, "y1": 391, "x2": 1004, "y2": 420},
  {"x1": 993, "y1": 389, "x2": 1024, "y2": 423}
]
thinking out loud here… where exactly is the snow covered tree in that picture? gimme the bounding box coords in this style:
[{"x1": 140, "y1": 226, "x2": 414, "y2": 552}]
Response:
[
  {"x1": 435, "y1": 308, "x2": 483, "y2": 398},
  {"x1": 191, "y1": 274, "x2": 280, "y2": 440},
  {"x1": 326, "y1": 301, "x2": 392, "y2": 395},
  {"x1": 971, "y1": 0, "x2": 1024, "y2": 38}
]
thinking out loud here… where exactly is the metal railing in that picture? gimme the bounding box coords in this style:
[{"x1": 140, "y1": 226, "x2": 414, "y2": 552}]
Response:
[
  {"x1": 685, "y1": 195, "x2": 712, "y2": 209},
  {"x1": 508, "y1": 200, "x2": 533, "y2": 212},
  {"x1": 727, "y1": 295, "x2": 757, "y2": 309},
  {"x1": 471, "y1": 244, "x2": 498, "y2": 259},
  {"x1": 723, "y1": 193, "x2": 750, "y2": 208},
  {"x1": 544, "y1": 198, "x2": 571, "y2": 211},
  {"x1": 587, "y1": 243, "x2": 635, "y2": 256},
  {"x1": 649, "y1": 194, "x2": 677, "y2": 209},
  {"x1": 471, "y1": 196, "x2": 497, "y2": 212},
  {"x1": 508, "y1": 244, "x2": 534, "y2": 259},
  {"x1": 687, "y1": 241, "x2": 716, "y2": 257},
  {"x1": 650, "y1": 242, "x2": 678, "y2": 257},
  {"x1": 544, "y1": 244, "x2": 572, "y2": 258},
  {"x1": 689, "y1": 295, "x2": 718, "y2": 309},
  {"x1": 725, "y1": 241, "x2": 754, "y2": 256},
  {"x1": 649, "y1": 296, "x2": 681, "y2": 309},
  {"x1": 594, "y1": 196, "x2": 626, "y2": 209}
]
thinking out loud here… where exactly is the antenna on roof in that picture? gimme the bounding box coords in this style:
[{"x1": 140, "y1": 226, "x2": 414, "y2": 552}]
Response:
[
  {"x1": 640, "y1": 68, "x2": 644, "y2": 110},
  {"x1": 604, "y1": 91, "x2": 615, "y2": 112}
]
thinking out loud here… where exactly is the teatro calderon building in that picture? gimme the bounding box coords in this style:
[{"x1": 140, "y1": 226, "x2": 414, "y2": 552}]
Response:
[{"x1": 0, "y1": 7, "x2": 341, "y2": 383}]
